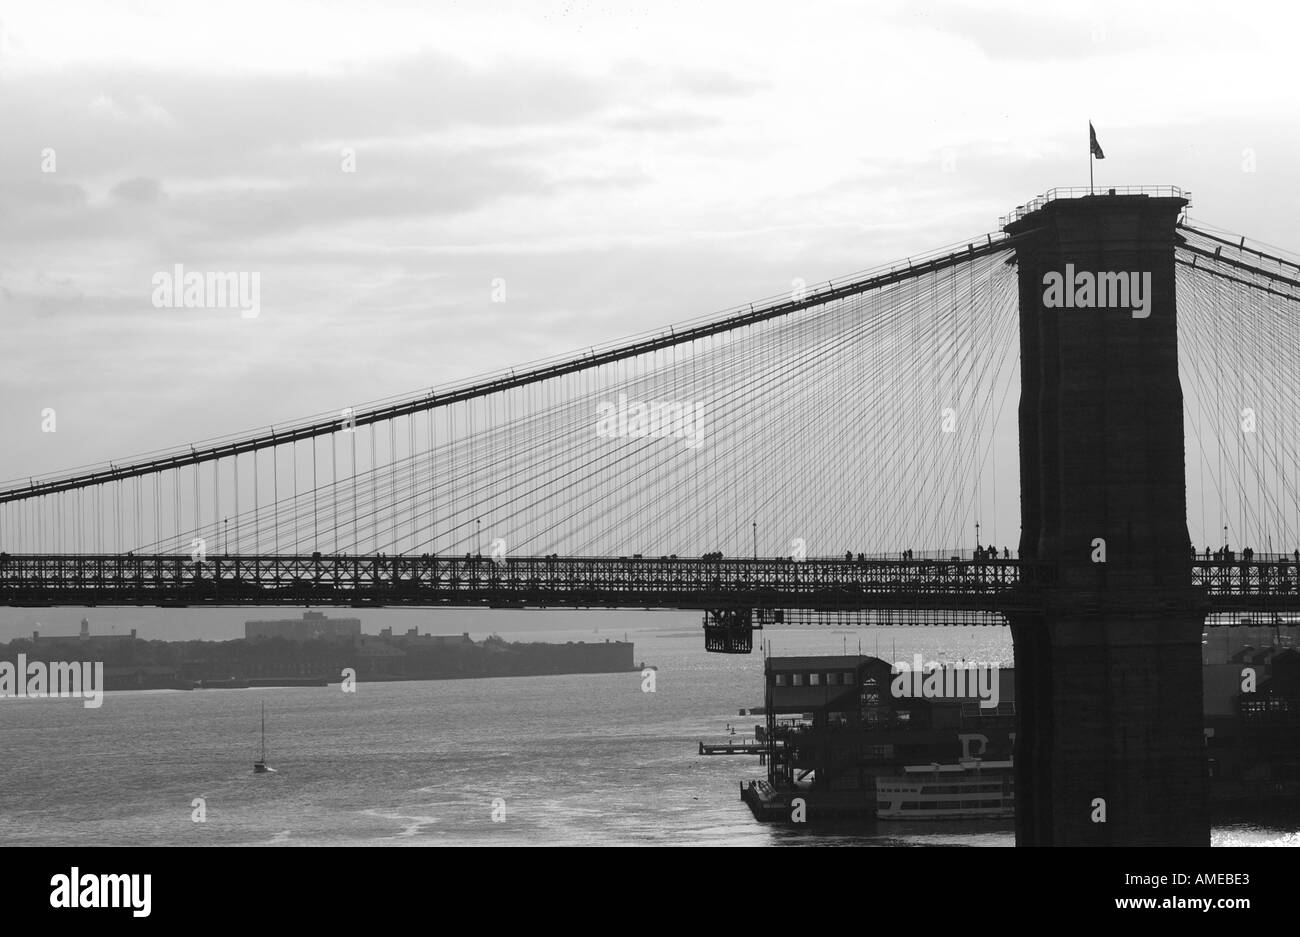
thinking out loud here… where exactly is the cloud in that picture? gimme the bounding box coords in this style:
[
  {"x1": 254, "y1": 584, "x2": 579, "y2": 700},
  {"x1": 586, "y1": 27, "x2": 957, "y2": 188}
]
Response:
[
  {"x1": 605, "y1": 109, "x2": 721, "y2": 133},
  {"x1": 110, "y1": 176, "x2": 163, "y2": 203},
  {"x1": 0, "y1": 49, "x2": 613, "y2": 183},
  {"x1": 670, "y1": 67, "x2": 766, "y2": 98},
  {"x1": 882, "y1": 0, "x2": 1148, "y2": 62}
]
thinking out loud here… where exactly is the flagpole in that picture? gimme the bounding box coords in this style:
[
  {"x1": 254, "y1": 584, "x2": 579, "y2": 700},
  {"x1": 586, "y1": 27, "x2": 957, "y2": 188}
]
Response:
[{"x1": 1089, "y1": 122, "x2": 1094, "y2": 195}]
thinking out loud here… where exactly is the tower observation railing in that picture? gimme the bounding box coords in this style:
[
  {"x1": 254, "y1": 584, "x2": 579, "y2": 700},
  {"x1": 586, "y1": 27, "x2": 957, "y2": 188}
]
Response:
[{"x1": 999, "y1": 185, "x2": 1191, "y2": 228}]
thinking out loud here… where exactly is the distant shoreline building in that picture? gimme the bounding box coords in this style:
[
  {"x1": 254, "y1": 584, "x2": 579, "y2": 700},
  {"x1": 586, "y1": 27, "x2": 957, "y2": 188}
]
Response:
[
  {"x1": 31, "y1": 617, "x2": 136, "y2": 644},
  {"x1": 377, "y1": 626, "x2": 473, "y2": 647},
  {"x1": 245, "y1": 610, "x2": 361, "y2": 641}
]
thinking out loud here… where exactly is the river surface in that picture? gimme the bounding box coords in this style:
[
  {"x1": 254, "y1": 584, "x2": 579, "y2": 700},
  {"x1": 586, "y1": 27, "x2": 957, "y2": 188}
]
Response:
[{"x1": 0, "y1": 626, "x2": 1294, "y2": 846}]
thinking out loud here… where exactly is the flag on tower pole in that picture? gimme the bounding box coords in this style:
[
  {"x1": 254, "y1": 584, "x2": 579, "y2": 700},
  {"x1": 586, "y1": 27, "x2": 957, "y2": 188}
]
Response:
[{"x1": 1089, "y1": 122, "x2": 1104, "y2": 194}]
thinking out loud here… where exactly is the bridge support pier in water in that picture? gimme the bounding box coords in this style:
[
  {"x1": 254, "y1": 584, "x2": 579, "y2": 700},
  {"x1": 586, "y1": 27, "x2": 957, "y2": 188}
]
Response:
[{"x1": 1007, "y1": 191, "x2": 1209, "y2": 845}]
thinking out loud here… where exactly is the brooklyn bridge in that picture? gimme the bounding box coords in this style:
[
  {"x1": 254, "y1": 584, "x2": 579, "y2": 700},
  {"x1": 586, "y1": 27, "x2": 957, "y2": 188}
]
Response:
[{"x1": 5, "y1": 186, "x2": 1300, "y2": 846}]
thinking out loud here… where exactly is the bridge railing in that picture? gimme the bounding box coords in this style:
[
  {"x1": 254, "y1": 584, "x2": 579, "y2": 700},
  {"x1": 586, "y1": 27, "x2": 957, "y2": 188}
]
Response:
[
  {"x1": 1192, "y1": 558, "x2": 1300, "y2": 597},
  {"x1": 7, "y1": 552, "x2": 1299, "y2": 611},
  {"x1": 822, "y1": 549, "x2": 1018, "y2": 561},
  {"x1": 0, "y1": 553, "x2": 1050, "y2": 611}
]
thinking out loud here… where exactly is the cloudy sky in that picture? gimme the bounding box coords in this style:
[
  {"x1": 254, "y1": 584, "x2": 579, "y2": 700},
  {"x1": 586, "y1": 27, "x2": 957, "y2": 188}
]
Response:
[{"x1": 1, "y1": 0, "x2": 1297, "y2": 637}]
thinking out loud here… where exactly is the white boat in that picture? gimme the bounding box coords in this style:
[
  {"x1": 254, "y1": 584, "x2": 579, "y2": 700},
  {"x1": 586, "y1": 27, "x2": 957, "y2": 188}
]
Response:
[
  {"x1": 253, "y1": 702, "x2": 270, "y2": 774},
  {"x1": 875, "y1": 759, "x2": 1014, "y2": 819}
]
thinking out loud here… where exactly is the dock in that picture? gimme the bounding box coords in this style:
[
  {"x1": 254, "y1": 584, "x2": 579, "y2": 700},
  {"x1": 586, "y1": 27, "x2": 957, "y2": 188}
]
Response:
[{"x1": 698, "y1": 737, "x2": 772, "y2": 755}]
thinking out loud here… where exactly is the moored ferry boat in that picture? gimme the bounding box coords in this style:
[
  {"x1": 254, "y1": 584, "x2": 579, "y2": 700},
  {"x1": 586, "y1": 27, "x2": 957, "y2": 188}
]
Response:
[{"x1": 875, "y1": 759, "x2": 1014, "y2": 820}]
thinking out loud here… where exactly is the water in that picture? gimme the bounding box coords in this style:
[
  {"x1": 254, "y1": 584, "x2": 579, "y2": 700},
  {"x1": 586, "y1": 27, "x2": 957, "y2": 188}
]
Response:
[{"x1": 0, "y1": 626, "x2": 1293, "y2": 846}]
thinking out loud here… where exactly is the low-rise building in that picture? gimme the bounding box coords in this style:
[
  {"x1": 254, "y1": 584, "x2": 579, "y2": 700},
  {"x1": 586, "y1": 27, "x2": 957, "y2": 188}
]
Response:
[{"x1": 246, "y1": 611, "x2": 361, "y2": 641}]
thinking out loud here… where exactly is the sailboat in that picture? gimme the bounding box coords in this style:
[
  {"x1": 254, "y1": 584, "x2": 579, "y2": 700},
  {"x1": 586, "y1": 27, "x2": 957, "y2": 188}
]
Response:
[{"x1": 253, "y1": 702, "x2": 269, "y2": 773}]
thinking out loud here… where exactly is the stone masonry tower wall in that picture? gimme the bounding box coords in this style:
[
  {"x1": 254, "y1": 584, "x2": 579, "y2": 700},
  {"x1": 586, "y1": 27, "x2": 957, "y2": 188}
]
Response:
[{"x1": 1006, "y1": 193, "x2": 1208, "y2": 845}]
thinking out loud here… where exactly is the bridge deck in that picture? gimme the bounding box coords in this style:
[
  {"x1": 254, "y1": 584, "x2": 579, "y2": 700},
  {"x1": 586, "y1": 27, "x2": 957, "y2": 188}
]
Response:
[
  {"x1": 1, "y1": 553, "x2": 1298, "y2": 615},
  {"x1": 0, "y1": 553, "x2": 1043, "y2": 610}
]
